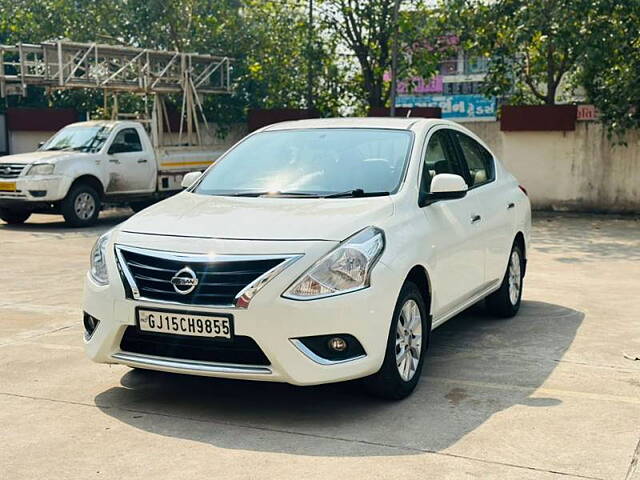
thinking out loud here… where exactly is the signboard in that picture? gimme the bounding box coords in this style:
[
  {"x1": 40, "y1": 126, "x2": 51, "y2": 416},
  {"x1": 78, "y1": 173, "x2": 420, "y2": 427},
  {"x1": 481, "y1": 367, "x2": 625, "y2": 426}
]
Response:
[
  {"x1": 384, "y1": 74, "x2": 443, "y2": 94},
  {"x1": 396, "y1": 94, "x2": 497, "y2": 122},
  {"x1": 443, "y1": 81, "x2": 483, "y2": 95},
  {"x1": 577, "y1": 104, "x2": 599, "y2": 121}
]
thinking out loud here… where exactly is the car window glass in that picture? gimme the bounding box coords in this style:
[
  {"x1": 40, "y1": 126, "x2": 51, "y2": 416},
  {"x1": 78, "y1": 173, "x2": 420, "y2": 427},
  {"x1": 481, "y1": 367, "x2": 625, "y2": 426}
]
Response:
[
  {"x1": 421, "y1": 129, "x2": 459, "y2": 195},
  {"x1": 111, "y1": 128, "x2": 142, "y2": 153},
  {"x1": 454, "y1": 132, "x2": 494, "y2": 187}
]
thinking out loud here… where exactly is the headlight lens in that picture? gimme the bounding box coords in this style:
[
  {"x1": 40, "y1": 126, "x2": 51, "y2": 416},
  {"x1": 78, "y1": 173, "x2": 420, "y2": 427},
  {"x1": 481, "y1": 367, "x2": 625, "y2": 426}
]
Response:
[
  {"x1": 27, "y1": 163, "x2": 55, "y2": 176},
  {"x1": 283, "y1": 226, "x2": 385, "y2": 300},
  {"x1": 90, "y1": 231, "x2": 112, "y2": 285}
]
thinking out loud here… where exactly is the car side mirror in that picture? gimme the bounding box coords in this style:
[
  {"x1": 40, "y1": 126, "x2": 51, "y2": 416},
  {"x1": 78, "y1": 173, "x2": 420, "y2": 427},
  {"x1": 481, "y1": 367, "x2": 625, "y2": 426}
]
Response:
[
  {"x1": 38, "y1": 141, "x2": 45, "y2": 149},
  {"x1": 181, "y1": 171, "x2": 202, "y2": 189},
  {"x1": 420, "y1": 173, "x2": 468, "y2": 206}
]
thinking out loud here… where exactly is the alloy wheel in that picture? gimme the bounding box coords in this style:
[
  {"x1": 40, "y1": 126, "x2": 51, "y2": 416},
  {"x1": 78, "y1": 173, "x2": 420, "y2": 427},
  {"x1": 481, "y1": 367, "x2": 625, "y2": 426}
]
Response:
[{"x1": 395, "y1": 299, "x2": 422, "y2": 382}]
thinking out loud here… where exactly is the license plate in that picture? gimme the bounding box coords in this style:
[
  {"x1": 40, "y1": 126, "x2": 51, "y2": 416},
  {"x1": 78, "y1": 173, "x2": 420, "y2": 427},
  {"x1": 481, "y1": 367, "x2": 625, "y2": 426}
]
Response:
[
  {"x1": 137, "y1": 309, "x2": 233, "y2": 339},
  {"x1": 0, "y1": 181, "x2": 16, "y2": 192}
]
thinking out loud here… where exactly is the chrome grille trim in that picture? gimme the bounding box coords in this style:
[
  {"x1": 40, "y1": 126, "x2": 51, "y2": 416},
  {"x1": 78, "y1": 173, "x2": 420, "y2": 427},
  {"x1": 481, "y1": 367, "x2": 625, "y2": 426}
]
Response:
[
  {"x1": 115, "y1": 244, "x2": 301, "y2": 308},
  {"x1": 0, "y1": 163, "x2": 27, "y2": 179},
  {"x1": 111, "y1": 352, "x2": 272, "y2": 375}
]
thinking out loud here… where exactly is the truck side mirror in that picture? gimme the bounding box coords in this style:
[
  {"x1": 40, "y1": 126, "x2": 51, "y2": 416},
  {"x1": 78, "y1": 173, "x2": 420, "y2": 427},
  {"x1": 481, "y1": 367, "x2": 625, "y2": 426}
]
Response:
[{"x1": 181, "y1": 171, "x2": 202, "y2": 189}]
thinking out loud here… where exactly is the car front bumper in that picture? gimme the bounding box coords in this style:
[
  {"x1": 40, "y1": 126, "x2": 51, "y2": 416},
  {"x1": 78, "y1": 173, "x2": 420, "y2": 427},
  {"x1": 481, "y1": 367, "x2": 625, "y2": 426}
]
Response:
[{"x1": 83, "y1": 232, "x2": 402, "y2": 386}]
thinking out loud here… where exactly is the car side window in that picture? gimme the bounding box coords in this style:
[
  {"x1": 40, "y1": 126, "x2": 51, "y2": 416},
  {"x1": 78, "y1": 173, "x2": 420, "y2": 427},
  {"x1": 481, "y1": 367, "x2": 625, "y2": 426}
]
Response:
[
  {"x1": 110, "y1": 128, "x2": 142, "y2": 153},
  {"x1": 420, "y1": 129, "x2": 460, "y2": 196},
  {"x1": 453, "y1": 132, "x2": 494, "y2": 187}
]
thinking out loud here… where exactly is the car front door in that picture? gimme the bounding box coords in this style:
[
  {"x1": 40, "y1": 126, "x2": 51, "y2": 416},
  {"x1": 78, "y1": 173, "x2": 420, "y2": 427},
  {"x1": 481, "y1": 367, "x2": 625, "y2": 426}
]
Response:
[
  {"x1": 419, "y1": 128, "x2": 485, "y2": 323},
  {"x1": 105, "y1": 127, "x2": 154, "y2": 193},
  {"x1": 450, "y1": 130, "x2": 512, "y2": 288}
]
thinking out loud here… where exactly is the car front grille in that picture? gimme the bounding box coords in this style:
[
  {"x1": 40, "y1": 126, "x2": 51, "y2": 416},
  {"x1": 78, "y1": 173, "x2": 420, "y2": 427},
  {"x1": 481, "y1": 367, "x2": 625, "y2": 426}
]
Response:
[
  {"x1": 0, "y1": 163, "x2": 27, "y2": 179},
  {"x1": 120, "y1": 327, "x2": 271, "y2": 365},
  {"x1": 116, "y1": 245, "x2": 292, "y2": 307}
]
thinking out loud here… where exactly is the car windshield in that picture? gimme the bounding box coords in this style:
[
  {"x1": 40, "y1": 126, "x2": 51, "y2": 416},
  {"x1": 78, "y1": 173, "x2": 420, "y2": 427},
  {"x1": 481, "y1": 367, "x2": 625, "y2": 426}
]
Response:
[
  {"x1": 194, "y1": 128, "x2": 413, "y2": 197},
  {"x1": 41, "y1": 125, "x2": 111, "y2": 153}
]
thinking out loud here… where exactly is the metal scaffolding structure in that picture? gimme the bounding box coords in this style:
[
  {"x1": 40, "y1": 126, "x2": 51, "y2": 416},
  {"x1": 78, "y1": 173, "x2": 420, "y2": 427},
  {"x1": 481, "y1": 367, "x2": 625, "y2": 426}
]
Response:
[{"x1": 0, "y1": 40, "x2": 233, "y2": 147}]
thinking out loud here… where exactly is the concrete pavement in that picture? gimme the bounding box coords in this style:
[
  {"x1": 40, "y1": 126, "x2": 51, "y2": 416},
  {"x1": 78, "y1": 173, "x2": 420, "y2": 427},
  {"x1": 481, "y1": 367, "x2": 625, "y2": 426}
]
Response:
[{"x1": 1, "y1": 211, "x2": 639, "y2": 479}]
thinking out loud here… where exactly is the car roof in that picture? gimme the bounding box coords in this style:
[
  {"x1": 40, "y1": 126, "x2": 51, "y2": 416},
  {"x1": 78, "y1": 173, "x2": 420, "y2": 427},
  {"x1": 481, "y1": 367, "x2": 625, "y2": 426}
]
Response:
[{"x1": 262, "y1": 117, "x2": 448, "y2": 132}]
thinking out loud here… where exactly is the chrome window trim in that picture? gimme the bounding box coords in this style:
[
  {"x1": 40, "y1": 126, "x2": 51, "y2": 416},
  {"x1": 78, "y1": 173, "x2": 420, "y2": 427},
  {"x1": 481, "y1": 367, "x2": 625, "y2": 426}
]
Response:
[
  {"x1": 112, "y1": 352, "x2": 272, "y2": 375},
  {"x1": 114, "y1": 244, "x2": 301, "y2": 309},
  {"x1": 290, "y1": 339, "x2": 367, "y2": 366}
]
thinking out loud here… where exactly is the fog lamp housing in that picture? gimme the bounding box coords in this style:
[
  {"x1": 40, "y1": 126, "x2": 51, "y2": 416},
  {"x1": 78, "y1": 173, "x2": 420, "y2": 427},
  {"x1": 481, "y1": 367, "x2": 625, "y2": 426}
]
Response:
[{"x1": 83, "y1": 312, "x2": 100, "y2": 339}]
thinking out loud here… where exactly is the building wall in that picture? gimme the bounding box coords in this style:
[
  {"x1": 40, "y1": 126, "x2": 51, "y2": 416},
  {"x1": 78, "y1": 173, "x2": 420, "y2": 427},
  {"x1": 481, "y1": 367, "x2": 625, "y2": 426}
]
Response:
[
  {"x1": 9, "y1": 131, "x2": 55, "y2": 154},
  {"x1": 465, "y1": 121, "x2": 640, "y2": 213}
]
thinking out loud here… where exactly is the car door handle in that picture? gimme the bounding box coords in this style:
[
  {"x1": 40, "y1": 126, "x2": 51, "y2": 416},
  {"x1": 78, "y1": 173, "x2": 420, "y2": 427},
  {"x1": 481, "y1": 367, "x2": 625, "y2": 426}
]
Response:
[
  {"x1": 507, "y1": 202, "x2": 515, "y2": 209},
  {"x1": 108, "y1": 158, "x2": 120, "y2": 164},
  {"x1": 137, "y1": 159, "x2": 148, "y2": 163},
  {"x1": 471, "y1": 214, "x2": 482, "y2": 224}
]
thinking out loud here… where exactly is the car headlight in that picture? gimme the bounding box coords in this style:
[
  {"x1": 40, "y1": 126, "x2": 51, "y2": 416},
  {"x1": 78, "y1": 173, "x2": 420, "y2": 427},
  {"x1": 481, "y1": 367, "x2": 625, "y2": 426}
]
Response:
[
  {"x1": 27, "y1": 163, "x2": 55, "y2": 176},
  {"x1": 90, "y1": 231, "x2": 112, "y2": 286},
  {"x1": 283, "y1": 226, "x2": 385, "y2": 300}
]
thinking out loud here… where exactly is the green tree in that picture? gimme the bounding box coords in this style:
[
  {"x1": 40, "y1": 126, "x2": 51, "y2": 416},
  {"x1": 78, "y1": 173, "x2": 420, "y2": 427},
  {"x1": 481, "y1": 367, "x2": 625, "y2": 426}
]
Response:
[
  {"x1": 0, "y1": 0, "x2": 343, "y2": 126},
  {"x1": 579, "y1": 0, "x2": 640, "y2": 139},
  {"x1": 448, "y1": 0, "x2": 604, "y2": 105}
]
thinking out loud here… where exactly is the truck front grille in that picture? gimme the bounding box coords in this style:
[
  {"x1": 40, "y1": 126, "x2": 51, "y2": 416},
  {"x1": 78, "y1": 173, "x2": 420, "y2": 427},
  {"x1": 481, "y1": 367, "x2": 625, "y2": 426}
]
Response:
[
  {"x1": 0, "y1": 164, "x2": 27, "y2": 179},
  {"x1": 116, "y1": 245, "x2": 293, "y2": 307}
]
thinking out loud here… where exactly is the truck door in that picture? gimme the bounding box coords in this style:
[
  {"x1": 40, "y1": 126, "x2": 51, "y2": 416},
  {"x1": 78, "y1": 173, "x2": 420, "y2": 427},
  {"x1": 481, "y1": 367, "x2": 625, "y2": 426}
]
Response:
[{"x1": 105, "y1": 127, "x2": 154, "y2": 193}]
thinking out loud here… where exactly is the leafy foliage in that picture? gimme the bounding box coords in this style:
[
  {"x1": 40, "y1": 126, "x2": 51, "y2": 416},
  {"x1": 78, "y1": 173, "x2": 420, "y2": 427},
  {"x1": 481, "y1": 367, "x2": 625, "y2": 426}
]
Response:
[
  {"x1": 446, "y1": 0, "x2": 605, "y2": 105},
  {"x1": 578, "y1": 0, "x2": 640, "y2": 139}
]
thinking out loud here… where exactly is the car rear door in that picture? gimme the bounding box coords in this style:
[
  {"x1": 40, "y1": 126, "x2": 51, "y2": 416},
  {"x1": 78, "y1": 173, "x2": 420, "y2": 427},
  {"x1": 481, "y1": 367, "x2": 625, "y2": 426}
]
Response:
[
  {"x1": 419, "y1": 127, "x2": 485, "y2": 321},
  {"x1": 449, "y1": 130, "x2": 512, "y2": 288}
]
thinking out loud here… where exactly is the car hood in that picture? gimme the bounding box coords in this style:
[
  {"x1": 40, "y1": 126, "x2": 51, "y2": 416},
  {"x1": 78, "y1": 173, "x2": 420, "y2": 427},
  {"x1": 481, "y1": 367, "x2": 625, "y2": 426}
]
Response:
[
  {"x1": 0, "y1": 150, "x2": 78, "y2": 165},
  {"x1": 120, "y1": 191, "x2": 395, "y2": 241}
]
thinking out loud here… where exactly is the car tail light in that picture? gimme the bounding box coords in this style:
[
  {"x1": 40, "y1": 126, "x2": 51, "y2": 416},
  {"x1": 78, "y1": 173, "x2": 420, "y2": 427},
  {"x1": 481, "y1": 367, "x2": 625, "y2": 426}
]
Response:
[{"x1": 519, "y1": 185, "x2": 528, "y2": 196}]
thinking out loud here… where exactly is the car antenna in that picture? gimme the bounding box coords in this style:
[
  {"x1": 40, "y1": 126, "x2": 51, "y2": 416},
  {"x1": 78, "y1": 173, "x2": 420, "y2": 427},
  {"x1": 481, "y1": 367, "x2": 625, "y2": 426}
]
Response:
[{"x1": 406, "y1": 109, "x2": 412, "y2": 118}]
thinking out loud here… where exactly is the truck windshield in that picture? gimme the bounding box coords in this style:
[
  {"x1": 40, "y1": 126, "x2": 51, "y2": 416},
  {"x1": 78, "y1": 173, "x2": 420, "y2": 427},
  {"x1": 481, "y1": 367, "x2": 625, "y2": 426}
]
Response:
[
  {"x1": 194, "y1": 128, "x2": 413, "y2": 197},
  {"x1": 41, "y1": 125, "x2": 111, "y2": 153}
]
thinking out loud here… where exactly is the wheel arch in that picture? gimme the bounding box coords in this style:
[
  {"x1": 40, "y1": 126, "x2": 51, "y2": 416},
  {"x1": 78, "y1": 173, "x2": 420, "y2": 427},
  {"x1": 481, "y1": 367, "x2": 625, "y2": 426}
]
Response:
[
  {"x1": 404, "y1": 264, "x2": 433, "y2": 320},
  {"x1": 69, "y1": 175, "x2": 105, "y2": 199},
  {"x1": 514, "y1": 231, "x2": 527, "y2": 276}
]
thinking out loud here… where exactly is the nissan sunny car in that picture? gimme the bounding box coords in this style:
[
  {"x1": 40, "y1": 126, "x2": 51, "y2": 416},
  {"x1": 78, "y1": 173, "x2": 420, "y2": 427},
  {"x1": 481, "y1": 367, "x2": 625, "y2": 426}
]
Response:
[{"x1": 83, "y1": 118, "x2": 531, "y2": 399}]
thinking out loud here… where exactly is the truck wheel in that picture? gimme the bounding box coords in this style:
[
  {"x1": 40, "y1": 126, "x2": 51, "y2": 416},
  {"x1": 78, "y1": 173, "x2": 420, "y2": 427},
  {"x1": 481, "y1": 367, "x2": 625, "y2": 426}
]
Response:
[
  {"x1": 0, "y1": 208, "x2": 31, "y2": 225},
  {"x1": 61, "y1": 184, "x2": 101, "y2": 227},
  {"x1": 363, "y1": 281, "x2": 429, "y2": 400}
]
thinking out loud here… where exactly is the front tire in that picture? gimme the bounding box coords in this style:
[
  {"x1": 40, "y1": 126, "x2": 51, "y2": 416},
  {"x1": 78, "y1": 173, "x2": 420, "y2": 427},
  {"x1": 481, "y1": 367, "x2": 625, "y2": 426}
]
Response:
[
  {"x1": 0, "y1": 208, "x2": 31, "y2": 225},
  {"x1": 363, "y1": 281, "x2": 429, "y2": 400},
  {"x1": 486, "y1": 242, "x2": 524, "y2": 318},
  {"x1": 61, "y1": 184, "x2": 101, "y2": 227}
]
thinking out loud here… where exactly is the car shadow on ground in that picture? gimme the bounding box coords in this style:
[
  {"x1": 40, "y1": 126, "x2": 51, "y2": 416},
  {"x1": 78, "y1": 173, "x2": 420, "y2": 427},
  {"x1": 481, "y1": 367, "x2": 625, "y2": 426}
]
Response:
[
  {"x1": 94, "y1": 300, "x2": 583, "y2": 457},
  {"x1": 0, "y1": 209, "x2": 132, "y2": 236}
]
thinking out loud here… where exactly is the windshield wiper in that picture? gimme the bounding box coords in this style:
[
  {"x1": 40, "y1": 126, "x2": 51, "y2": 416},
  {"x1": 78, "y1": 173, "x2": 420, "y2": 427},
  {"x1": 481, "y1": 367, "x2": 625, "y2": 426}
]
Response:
[
  {"x1": 323, "y1": 189, "x2": 390, "y2": 198},
  {"x1": 224, "y1": 191, "x2": 322, "y2": 198}
]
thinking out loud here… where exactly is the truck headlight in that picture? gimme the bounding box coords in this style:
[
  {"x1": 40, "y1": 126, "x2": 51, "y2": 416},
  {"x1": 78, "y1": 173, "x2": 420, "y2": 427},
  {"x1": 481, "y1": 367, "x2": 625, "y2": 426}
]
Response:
[
  {"x1": 90, "y1": 231, "x2": 112, "y2": 286},
  {"x1": 283, "y1": 226, "x2": 385, "y2": 300},
  {"x1": 27, "y1": 163, "x2": 55, "y2": 176}
]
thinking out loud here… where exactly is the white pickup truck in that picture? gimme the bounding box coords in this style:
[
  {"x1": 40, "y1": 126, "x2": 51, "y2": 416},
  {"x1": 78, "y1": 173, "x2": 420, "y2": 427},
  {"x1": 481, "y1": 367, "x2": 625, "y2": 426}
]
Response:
[{"x1": 0, "y1": 120, "x2": 221, "y2": 226}]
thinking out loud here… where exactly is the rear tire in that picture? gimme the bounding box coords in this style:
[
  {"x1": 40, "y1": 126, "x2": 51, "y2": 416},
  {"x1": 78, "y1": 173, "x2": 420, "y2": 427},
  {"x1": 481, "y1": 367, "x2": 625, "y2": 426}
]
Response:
[
  {"x1": 486, "y1": 242, "x2": 524, "y2": 318},
  {"x1": 61, "y1": 184, "x2": 101, "y2": 227},
  {"x1": 363, "y1": 281, "x2": 429, "y2": 400},
  {"x1": 0, "y1": 208, "x2": 31, "y2": 225}
]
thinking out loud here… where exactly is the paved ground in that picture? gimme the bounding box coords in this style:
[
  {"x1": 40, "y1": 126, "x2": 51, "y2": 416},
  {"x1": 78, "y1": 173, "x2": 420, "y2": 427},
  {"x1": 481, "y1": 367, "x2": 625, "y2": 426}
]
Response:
[{"x1": 1, "y1": 210, "x2": 639, "y2": 480}]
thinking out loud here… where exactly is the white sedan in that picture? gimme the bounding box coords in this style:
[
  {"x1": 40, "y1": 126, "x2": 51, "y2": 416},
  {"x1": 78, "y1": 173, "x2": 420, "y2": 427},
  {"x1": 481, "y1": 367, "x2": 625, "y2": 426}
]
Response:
[{"x1": 83, "y1": 118, "x2": 531, "y2": 399}]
